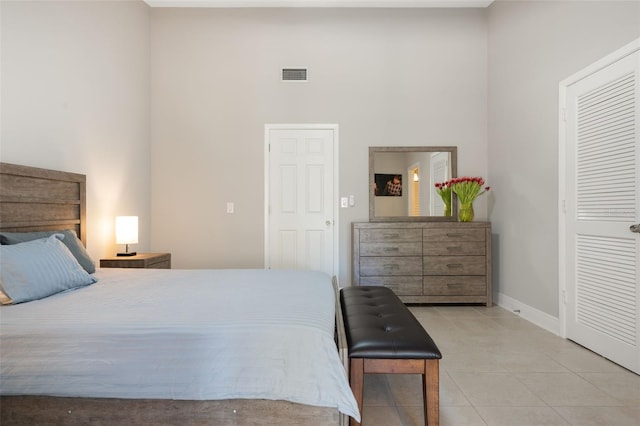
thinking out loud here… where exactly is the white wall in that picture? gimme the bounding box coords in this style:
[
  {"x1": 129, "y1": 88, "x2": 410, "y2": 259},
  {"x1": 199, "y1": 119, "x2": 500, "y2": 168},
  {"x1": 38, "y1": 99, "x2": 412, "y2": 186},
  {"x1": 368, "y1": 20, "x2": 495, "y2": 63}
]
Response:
[
  {"x1": 9, "y1": 2, "x2": 634, "y2": 319},
  {"x1": 150, "y1": 8, "x2": 488, "y2": 285},
  {"x1": 488, "y1": 0, "x2": 640, "y2": 319},
  {"x1": 1, "y1": 0, "x2": 151, "y2": 260}
]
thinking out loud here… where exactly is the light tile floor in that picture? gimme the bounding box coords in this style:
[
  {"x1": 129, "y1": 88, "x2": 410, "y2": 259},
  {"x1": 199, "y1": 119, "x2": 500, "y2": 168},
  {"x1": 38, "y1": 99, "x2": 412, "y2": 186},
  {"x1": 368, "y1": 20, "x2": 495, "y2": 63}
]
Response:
[{"x1": 359, "y1": 305, "x2": 640, "y2": 426}]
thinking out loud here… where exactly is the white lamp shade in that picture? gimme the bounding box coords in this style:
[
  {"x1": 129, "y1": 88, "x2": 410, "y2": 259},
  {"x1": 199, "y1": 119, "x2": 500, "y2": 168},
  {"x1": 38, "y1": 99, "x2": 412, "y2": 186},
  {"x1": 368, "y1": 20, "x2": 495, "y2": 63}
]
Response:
[{"x1": 116, "y1": 216, "x2": 138, "y2": 245}]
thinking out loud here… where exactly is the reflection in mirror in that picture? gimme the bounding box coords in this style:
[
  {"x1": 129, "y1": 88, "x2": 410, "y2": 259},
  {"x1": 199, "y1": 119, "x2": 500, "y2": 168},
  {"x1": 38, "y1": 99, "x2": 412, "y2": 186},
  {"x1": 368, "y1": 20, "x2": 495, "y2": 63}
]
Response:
[{"x1": 369, "y1": 146, "x2": 457, "y2": 222}]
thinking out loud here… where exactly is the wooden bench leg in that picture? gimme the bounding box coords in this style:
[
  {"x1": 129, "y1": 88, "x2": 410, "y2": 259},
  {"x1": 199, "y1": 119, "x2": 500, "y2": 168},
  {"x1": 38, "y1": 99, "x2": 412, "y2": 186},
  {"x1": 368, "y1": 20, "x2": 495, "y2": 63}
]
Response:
[
  {"x1": 350, "y1": 358, "x2": 364, "y2": 426},
  {"x1": 423, "y1": 359, "x2": 439, "y2": 426},
  {"x1": 349, "y1": 357, "x2": 439, "y2": 426}
]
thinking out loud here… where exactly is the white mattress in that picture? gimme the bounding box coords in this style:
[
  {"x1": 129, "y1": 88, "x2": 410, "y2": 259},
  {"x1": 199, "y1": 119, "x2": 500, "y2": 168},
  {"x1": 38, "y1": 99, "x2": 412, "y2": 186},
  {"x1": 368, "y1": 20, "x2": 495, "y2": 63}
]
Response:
[{"x1": 0, "y1": 268, "x2": 360, "y2": 421}]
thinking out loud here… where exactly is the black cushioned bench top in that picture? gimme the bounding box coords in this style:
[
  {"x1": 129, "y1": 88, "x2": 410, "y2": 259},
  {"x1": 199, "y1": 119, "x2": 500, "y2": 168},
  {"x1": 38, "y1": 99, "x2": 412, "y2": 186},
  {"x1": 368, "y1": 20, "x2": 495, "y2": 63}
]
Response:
[{"x1": 341, "y1": 286, "x2": 442, "y2": 360}]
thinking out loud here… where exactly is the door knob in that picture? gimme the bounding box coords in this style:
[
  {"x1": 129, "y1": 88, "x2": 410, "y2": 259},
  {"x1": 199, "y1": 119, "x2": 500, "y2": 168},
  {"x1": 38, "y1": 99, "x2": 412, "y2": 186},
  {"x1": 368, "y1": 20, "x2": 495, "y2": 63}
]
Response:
[
  {"x1": 631, "y1": 224, "x2": 640, "y2": 233},
  {"x1": 326, "y1": 220, "x2": 332, "y2": 226}
]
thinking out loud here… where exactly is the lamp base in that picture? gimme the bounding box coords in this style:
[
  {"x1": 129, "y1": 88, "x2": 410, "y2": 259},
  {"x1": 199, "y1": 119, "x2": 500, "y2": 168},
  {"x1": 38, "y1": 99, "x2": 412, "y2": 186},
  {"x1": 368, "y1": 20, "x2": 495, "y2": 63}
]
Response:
[{"x1": 116, "y1": 252, "x2": 137, "y2": 257}]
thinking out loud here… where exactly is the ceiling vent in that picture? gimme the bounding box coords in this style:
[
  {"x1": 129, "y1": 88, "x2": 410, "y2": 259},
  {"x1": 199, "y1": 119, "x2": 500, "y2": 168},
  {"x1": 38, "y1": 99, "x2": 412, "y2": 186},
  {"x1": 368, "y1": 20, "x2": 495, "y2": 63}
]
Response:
[{"x1": 282, "y1": 68, "x2": 308, "y2": 82}]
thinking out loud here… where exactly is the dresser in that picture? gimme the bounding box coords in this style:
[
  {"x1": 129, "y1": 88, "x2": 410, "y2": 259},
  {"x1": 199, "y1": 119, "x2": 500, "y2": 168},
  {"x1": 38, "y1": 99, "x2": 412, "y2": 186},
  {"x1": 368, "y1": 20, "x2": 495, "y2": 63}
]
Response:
[{"x1": 352, "y1": 222, "x2": 491, "y2": 305}]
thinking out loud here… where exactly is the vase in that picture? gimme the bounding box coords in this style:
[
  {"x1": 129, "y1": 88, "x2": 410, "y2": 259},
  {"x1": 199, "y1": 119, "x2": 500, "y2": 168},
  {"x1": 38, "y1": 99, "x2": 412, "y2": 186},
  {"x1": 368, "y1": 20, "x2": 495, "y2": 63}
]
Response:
[
  {"x1": 443, "y1": 201, "x2": 452, "y2": 217},
  {"x1": 459, "y1": 202, "x2": 474, "y2": 222}
]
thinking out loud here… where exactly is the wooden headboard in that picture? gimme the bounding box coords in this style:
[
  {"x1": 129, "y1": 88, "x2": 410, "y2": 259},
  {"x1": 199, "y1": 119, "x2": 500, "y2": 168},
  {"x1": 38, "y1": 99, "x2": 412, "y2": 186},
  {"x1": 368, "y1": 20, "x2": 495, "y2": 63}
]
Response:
[{"x1": 0, "y1": 162, "x2": 87, "y2": 245}]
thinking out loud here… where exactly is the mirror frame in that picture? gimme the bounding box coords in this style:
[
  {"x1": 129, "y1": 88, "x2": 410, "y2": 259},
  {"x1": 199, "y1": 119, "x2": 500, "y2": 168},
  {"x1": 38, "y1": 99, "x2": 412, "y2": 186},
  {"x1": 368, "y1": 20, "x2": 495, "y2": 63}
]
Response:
[{"x1": 369, "y1": 146, "x2": 458, "y2": 222}]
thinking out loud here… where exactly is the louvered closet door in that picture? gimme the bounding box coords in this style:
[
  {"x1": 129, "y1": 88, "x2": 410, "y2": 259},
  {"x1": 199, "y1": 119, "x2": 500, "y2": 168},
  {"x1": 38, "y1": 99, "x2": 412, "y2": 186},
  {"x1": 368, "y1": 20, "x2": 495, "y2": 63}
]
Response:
[{"x1": 565, "y1": 50, "x2": 640, "y2": 374}]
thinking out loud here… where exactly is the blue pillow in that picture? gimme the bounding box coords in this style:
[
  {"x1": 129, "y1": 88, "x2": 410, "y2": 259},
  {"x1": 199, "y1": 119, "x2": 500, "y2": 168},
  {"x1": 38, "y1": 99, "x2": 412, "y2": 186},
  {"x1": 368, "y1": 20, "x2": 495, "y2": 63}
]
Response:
[
  {"x1": 0, "y1": 234, "x2": 97, "y2": 304},
  {"x1": 0, "y1": 229, "x2": 95, "y2": 274}
]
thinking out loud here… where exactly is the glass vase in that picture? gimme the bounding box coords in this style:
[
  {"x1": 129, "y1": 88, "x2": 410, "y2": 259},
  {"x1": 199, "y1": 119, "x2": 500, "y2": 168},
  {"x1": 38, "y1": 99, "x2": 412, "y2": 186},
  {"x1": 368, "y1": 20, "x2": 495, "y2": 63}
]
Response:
[
  {"x1": 459, "y1": 202, "x2": 474, "y2": 222},
  {"x1": 443, "y1": 201, "x2": 452, "y2": 217}
]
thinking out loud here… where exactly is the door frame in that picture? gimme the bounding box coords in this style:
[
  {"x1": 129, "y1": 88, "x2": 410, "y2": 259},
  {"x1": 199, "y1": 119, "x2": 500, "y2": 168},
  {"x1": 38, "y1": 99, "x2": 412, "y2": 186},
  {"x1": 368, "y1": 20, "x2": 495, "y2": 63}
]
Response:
[
  {"x1": 407, "y1": 162, "x2": 420, "y2": 216},
  {"x1": 558, "y1": 38, "x2": 640, "y2": 338},
  {"x1": 264, "y1": 123, "x2": 340, "y2": 275}
]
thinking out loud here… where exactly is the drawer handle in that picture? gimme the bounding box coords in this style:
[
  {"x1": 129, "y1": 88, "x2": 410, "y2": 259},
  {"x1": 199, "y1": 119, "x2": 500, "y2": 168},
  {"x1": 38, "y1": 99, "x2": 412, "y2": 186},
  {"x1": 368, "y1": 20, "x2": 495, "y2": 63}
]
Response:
[
  {"x1": 447, "y1": 283, "x2": 464, "y2": 288},
  {"x1": 446, "y1": 246, "x2": 462, "y2": 251},
  {"x1": 383, "y1": 247, "x2": 400, "y2": 252},
  {"x1": 383, "y1": 233, "x2": 400, "y2": 239},
  {"x1": 383, "y1": 264, "x2": 400, "y2": 270},
  {"x1": 446, "y1": 263, "x2": 463, "y2": 268},
  {"x1": 446, "y1": 233, "x2": 463, "y2": 238}
]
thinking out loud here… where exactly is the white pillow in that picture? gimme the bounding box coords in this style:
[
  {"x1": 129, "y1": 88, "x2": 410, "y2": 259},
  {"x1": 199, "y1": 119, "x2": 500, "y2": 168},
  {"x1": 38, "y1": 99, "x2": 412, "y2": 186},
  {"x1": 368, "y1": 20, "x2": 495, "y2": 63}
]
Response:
[{"x1": 0, "y1": 234, "x2": 97, "y2": 304}]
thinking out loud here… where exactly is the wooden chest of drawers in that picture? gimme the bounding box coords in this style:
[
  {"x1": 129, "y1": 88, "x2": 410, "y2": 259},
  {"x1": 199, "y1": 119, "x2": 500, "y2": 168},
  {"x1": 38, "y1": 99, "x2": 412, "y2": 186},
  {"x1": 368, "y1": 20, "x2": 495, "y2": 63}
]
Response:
[{"x1": 352, "y1": 222, "x2": 491, "y2": 305}]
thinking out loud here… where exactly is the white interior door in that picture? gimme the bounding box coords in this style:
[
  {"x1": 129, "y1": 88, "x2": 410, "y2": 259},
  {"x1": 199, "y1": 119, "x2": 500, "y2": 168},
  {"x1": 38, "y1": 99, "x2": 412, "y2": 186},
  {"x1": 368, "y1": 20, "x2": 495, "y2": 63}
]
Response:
[
  {"x1": 265, "y1": 125, "x2": 337, "y2": 275},
  {"x1": 429, "y1": 152, "x2": 450, "y2": 216},
  {"x1": 562, "y1": 43, "x2": 640, "y2": 373}
]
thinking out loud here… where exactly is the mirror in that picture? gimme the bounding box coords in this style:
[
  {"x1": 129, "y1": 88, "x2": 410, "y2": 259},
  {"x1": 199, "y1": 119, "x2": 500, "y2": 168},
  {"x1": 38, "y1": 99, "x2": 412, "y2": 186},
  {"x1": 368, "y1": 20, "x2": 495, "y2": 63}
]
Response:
[{"x1": 369, "y1": 146, "x2": 457, "y2": 222}]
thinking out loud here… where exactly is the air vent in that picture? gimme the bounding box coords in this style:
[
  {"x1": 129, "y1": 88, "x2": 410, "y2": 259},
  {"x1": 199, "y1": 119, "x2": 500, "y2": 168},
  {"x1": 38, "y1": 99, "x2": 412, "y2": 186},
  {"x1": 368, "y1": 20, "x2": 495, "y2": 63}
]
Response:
[{"x1": 282, "y1": 68, "x2": 308, "y2": 82}]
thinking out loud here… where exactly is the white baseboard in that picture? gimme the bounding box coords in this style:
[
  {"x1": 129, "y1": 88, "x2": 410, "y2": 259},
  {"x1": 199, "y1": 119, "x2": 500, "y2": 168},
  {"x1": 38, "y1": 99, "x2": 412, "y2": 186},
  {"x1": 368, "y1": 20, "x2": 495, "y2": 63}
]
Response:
[{"x1": 496, "y1": 292, "x2": 560, "y2": 336}]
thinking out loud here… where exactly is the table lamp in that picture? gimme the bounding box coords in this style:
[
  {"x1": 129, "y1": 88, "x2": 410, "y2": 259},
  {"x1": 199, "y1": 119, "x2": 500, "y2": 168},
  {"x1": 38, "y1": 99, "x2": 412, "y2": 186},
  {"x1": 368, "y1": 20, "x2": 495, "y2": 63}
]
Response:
[{"x1": 116, "y1": 216, "x2": 138, "y2": 256}]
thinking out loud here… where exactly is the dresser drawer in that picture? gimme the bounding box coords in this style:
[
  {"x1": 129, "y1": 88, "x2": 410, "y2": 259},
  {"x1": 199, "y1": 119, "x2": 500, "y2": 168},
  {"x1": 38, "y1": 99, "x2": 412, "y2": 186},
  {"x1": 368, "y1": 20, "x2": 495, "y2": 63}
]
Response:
[
  {"x1": 423, "y1": 256, "x2": 486, "y2": 275},
  {"x1": 423, "y1": 241, "x2": 485, "y2": 256},
  {"x1": 360, "y1": 228, "x2": 422, "y2": 243},
  {"x1": 360, "y1": 276, "x2": 423, "y2": 295},
  {"x1": 423, "y1": 228, "x2": 485, "y2": 242},
  {"x1": 360, "y1": 256, "x2": 422, "y2": 276},
  {"x1": 361, "y1": 242, "x2": 422, "y2": 256},
  {"x1": 423, "y1": 276, "x2": 486, "y2": 296},
  {"x1": 146, "y1": 259, "x2": 171, "y2": 269}
]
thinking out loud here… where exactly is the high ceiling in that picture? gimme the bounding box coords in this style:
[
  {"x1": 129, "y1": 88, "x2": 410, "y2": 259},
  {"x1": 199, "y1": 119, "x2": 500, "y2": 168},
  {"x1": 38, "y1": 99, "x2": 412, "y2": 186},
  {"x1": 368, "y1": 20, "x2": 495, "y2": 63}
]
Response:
[{"x1": 144, "y1": 0, "x2": 494, "y2": 7}]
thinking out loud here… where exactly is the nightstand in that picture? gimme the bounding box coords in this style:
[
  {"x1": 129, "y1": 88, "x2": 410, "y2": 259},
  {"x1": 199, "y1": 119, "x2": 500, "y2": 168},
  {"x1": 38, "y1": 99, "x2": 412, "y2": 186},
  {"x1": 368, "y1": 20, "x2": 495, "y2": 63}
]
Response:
[{"x1": 100, "y1": 253, "x2": 171, "y2": 269}]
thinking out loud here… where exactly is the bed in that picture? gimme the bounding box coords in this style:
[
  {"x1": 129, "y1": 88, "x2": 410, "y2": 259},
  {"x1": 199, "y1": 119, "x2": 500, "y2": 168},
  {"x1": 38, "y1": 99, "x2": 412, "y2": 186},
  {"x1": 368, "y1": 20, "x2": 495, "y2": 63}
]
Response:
[{"x1": 0, "y1": 162, "x2": 359, "y2": 425}]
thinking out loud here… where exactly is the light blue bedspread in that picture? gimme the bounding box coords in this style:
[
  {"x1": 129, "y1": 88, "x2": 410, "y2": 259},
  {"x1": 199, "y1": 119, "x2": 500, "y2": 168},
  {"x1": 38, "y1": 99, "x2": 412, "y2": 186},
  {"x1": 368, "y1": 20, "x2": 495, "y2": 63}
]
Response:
[{"x1": 0, "y1": 268, "x2": 359, "y2": 421}]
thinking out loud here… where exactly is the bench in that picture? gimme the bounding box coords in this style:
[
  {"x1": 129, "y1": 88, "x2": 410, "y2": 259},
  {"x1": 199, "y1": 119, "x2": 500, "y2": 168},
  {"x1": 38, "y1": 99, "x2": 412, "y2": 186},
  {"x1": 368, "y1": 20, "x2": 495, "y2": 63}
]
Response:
[{"x1": 340, "y1": 286, "x2": 442, "y2": 426}]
